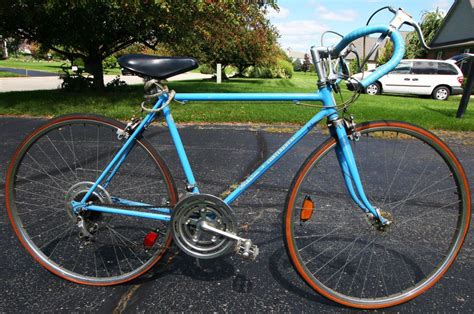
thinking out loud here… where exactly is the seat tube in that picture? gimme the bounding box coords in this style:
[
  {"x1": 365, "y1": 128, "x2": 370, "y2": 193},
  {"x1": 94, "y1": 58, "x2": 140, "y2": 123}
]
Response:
[{"x1": 162, "y1": 106, "x2": 199, "y2": 193}]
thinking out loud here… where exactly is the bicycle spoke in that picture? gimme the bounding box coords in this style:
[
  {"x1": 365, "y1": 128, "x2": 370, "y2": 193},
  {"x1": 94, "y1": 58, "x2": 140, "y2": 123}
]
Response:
[
  {"x1": 7, "y1": 117, "x2": 175, "y2": 284},
  {"x1": 286, "y1": 125, "x2": 468, "y2": 305}
]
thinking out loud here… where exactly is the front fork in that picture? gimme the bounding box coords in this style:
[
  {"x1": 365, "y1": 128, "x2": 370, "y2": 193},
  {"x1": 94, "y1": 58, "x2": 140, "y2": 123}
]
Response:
[{"x1": 330, "y1": 118, "x2": 389, "y2": 226}]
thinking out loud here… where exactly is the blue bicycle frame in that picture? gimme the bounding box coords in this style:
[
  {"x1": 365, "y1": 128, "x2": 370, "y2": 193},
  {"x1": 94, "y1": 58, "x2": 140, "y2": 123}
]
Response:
[{"x1": 72, "y1": 24, "x2": 405, "y2": 224}]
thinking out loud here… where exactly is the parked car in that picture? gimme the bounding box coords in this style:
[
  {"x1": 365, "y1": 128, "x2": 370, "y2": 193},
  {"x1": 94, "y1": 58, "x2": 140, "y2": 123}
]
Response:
[
  {"x1": 348, "y1": 59, "x2": 464, "y2": 100},
  {"x1": 446, "y1": 53, "x2": 474, "y2": 75},
  {"x1": 447, "y1": 53, "x2": 474, "y2": 64}
]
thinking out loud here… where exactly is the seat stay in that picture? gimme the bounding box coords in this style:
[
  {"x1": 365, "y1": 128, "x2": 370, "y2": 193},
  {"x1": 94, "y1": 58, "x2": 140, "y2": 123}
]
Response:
[{"x1": 79, "y1": 97, "x2": 166, "y2": 204}]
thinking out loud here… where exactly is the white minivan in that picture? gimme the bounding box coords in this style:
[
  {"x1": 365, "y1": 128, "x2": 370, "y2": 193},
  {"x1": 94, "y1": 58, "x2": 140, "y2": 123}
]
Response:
[{"x1": 350, "y1": 59, "x2": 464, "y2": 100}]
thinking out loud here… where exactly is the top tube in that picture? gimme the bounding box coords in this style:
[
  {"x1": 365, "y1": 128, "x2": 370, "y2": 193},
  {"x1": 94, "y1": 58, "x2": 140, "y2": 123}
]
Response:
[
  {"x1": 174, "y1": 93, "x2": 325, "y2": 102},
  {"x1": 333, "y1": 25, "x2": 405, "y2": 88}
]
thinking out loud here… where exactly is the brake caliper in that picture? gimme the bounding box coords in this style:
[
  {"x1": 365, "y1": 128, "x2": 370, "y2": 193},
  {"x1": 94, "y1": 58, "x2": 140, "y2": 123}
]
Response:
[{"x1": 344, "y1": 114, "x2": 360, "y2": 141}]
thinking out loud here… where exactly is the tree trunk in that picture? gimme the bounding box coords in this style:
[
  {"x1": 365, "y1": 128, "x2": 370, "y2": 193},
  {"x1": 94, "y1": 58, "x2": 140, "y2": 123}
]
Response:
[
  {"x1": 85, "y1": 56, "x2": 105, "y2": 90},
  {"x1": 235, "y1": 65, "x2": 247, "y2": 77},
  {"x1": 1, "y1": 38, "x2": 8, "y2": 59}
]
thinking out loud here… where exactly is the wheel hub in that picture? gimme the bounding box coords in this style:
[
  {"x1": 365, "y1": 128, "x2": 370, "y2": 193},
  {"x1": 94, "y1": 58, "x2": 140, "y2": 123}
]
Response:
[
  {"x1": 436, "y1": 89, "x2": 448, "y2": 100},
  {"x1": 365, "y1": 208, "x2": 393, "y2": 232},
  {"x1": 65, "y1": 181, "x2": 112, "y2": 221}
]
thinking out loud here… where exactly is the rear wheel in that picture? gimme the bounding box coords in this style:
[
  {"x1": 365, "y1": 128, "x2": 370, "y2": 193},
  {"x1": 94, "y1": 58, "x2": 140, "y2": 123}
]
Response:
[
  {"x1": 432, "y1": 86, "x2": 450, "y2": 100},
  {"x1": 5, "y1": 114, "x2": 178, "y2": 285},
  {"x1": 283, "y1": 121, "x2": 470, "y2": 308}
]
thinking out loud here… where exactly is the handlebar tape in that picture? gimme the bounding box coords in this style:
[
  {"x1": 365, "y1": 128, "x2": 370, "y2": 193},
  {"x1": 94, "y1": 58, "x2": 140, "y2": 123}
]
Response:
[{"x1": 333, "y1": 25, "x2": 405, "y2": 88}]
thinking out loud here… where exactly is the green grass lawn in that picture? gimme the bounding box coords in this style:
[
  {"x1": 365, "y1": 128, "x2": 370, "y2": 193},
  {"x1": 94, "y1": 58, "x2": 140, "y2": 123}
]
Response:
[
  {"x1": 0, "y1": 58, "x2": 121, "y2": 75},
  {"x1": 0, "y1": 72, "x2": 472, "y2": 131},
  {"x1": 0, "y1": 71, "x2": 24, "y2": 77}
]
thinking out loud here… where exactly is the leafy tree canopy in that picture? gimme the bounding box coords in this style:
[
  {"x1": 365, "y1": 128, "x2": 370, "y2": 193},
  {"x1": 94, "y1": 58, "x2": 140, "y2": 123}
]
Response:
[
  {"x1": 1, "y1": 0, "x2": 193, "y2": 88},
  {"x1": 376, "y1": 40, "x2": 393, "y2": 66},
  {"x1": 169, "y1": 2, "x2": 279, "y2": 78},
  {"x1": 405, "y1": 9, "x2": 444, "y2": 59},
  {"x1": 0, "y1": 0, "x2": 278, "y2": 88}
]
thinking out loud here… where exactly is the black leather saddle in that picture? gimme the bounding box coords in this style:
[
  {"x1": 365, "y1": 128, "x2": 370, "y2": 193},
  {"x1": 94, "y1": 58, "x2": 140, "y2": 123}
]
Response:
[{"x1": 118, "y1": 54, "x2": 199, "y2": 79}]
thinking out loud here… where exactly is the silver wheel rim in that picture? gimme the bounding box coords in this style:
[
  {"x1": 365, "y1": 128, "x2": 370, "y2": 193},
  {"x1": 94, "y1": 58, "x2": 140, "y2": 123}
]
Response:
[
  {"x1": 8, "y1": 118, "x2": 175, "y2": 284},
  {"x1": 366, "y1": 84, "x2": 378, "y2": 95},
  {"x1": 436, "y1": 88, "x2": 448, "y2": 100}
]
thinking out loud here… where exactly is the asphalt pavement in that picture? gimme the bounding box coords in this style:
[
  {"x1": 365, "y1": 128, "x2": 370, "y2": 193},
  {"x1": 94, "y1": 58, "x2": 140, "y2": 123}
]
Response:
[{"x1": 0, "y1": 117, "x2": 473, "y2": 312}]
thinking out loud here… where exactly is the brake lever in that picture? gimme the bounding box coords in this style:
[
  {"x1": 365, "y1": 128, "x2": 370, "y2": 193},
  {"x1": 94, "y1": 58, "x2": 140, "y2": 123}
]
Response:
[
  {"x1": 407, "y1": 21, "x2": 432, "y2": 51},
  {"x1": 389, "y1": 8, "x2": 431, "y2": 51},
  {"x1": 387, "y1": 6, "x2": 397, "y2": 14}
]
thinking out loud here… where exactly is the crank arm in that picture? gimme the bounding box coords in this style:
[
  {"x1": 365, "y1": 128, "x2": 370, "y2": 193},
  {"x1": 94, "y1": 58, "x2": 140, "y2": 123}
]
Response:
[
  {"x1": 199, "y1": 221, "x2": 259, "y2": 259},
  {"x1": 199, "y1": 221, "x2": 242, "y2": 241}
]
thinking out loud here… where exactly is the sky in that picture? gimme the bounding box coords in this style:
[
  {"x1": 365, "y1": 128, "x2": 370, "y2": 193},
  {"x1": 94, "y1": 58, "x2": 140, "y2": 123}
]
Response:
[{"x1": 267, "y1": 0, "x2": 455, "y2": 52}]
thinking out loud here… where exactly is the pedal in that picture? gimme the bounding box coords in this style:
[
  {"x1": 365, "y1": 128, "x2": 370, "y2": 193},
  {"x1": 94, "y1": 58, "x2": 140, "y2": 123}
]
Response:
[
  {"x1": 198, "y1": 220, "x2": 259, "y2": 260},
  {"x1": 236, "y1": 239, "x2": 259, "y2": 260}
]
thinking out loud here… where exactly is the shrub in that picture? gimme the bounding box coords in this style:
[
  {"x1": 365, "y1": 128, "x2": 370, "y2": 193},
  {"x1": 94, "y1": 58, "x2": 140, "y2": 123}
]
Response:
[
  {"x1": 277, "y1": 59, "x2": 293, "y2": 78},
  {"x1": 199, "y1": 64, "x2": 214, "y2": 74},
  {"x1": 245, "y1": 59, "x2": 293, "y2": 79},
  {"x1": 60, "y1": 68, "x2": 93, "y2": 91},
  {"x1": 292, "y1": 59, "x2": 302, "y2": 71},
  {"x1": 225, "y1": 65, "x2": 238, "y2": 77},
  {"x1": 74, "y1": 57, "x2": 85, "y2": 67},
  {"x1": 103, "y1": 55, "x2": 117, "y2": 69},
  {"x1": 106, "y1": 76, "x2": 127, "y2": 88},
  {"x1": 349, "y1": 58, "x2": 368, "y2": 75}
]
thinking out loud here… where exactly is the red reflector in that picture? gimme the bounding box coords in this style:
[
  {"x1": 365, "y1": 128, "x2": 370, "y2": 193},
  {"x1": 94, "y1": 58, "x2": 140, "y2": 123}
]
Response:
[
  {"x1": 458, "y1": 76, "x2": 464, "y2": 84},
  {"x1": 300, "y1": 195, "x2": 314, "y2": 222},
  {"x1": 143, "y1": 231, "x2": 158, "y2": 249}
]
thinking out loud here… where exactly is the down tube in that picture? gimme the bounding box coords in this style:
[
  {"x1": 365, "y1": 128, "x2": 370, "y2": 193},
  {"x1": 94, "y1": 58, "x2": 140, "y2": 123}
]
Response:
[{"x1": 224, "y1": 109, "x2": 333, "y2": 205}]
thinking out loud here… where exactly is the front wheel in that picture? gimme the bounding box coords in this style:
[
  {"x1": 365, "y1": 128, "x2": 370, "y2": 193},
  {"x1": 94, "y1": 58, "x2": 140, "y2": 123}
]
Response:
[
  {"x1": 283, "y1": 121, "x2": 470, "y2": 309},
  {"x1": 5, "y1": 114, "x2": 178, "y2": 285}
]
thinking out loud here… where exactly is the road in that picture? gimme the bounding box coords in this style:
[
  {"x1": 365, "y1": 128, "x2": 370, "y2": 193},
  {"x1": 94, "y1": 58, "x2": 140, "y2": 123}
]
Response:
[
  {"x1": 0, "y1": 117, "x2": 473, "y2": 312},
  {"x1": 0, "y1": 67, "x2": 59, "y2": 77},
  {"x1": 0, "y1": 72, "x2": 211, "y2": 92}
]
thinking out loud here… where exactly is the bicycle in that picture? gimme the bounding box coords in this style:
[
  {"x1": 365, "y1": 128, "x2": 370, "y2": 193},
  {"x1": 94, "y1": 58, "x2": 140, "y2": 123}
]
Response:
[{"x1": 5, "y1": 8, "x2": 471, "y2": 309}]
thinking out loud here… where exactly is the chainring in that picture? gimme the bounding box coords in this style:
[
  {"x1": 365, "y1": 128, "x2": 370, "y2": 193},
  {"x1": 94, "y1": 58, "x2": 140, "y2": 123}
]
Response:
[{"x1": 171, "y1": 194, "x2": 237, "y2": 259}]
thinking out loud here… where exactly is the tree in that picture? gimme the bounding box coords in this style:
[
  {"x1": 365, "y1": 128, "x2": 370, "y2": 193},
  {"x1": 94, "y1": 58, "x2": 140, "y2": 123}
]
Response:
[
  {"x1": 169, "y1": 2, "x2": 279, "y2": 79},
  {"x1": 1, "y1": 1, "x2": 279, "y2": 87},
  {"x1": 0, "y1": 0, "x2": 207, "y2": 89},
  {"x1": 0, "y1": 36, "x2": 7, "y2": 59},
  {"x1": 292, "y1": 58, "x2": 302, "y2": 71},
  {"x1": 349, "y1": 58, "x2": 368, "y2": 74},
  {"x1": 376, "y1": 40, "x2": 393, "y2": 66},
  {"x1": 405, "y1": 9, "x2": 444, "y2": 59},
  {"x1": 301, "y1": 53, "x2": 311, "y2": 73}
]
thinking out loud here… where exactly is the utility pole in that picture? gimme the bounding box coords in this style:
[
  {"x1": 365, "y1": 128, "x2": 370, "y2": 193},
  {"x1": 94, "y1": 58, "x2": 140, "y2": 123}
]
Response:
[
  {"x1": 456, "y1": 57, "x2": 474, "y2": 118},
  {"x1": 216, "y1": 63, "x2": 222, "y2": 84}
]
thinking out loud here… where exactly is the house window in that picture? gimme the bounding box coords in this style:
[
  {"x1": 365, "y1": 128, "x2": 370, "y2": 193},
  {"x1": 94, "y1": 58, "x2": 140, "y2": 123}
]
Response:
[{"x1": 436, "y1": 51, "x2": 443, "y2": 60}]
